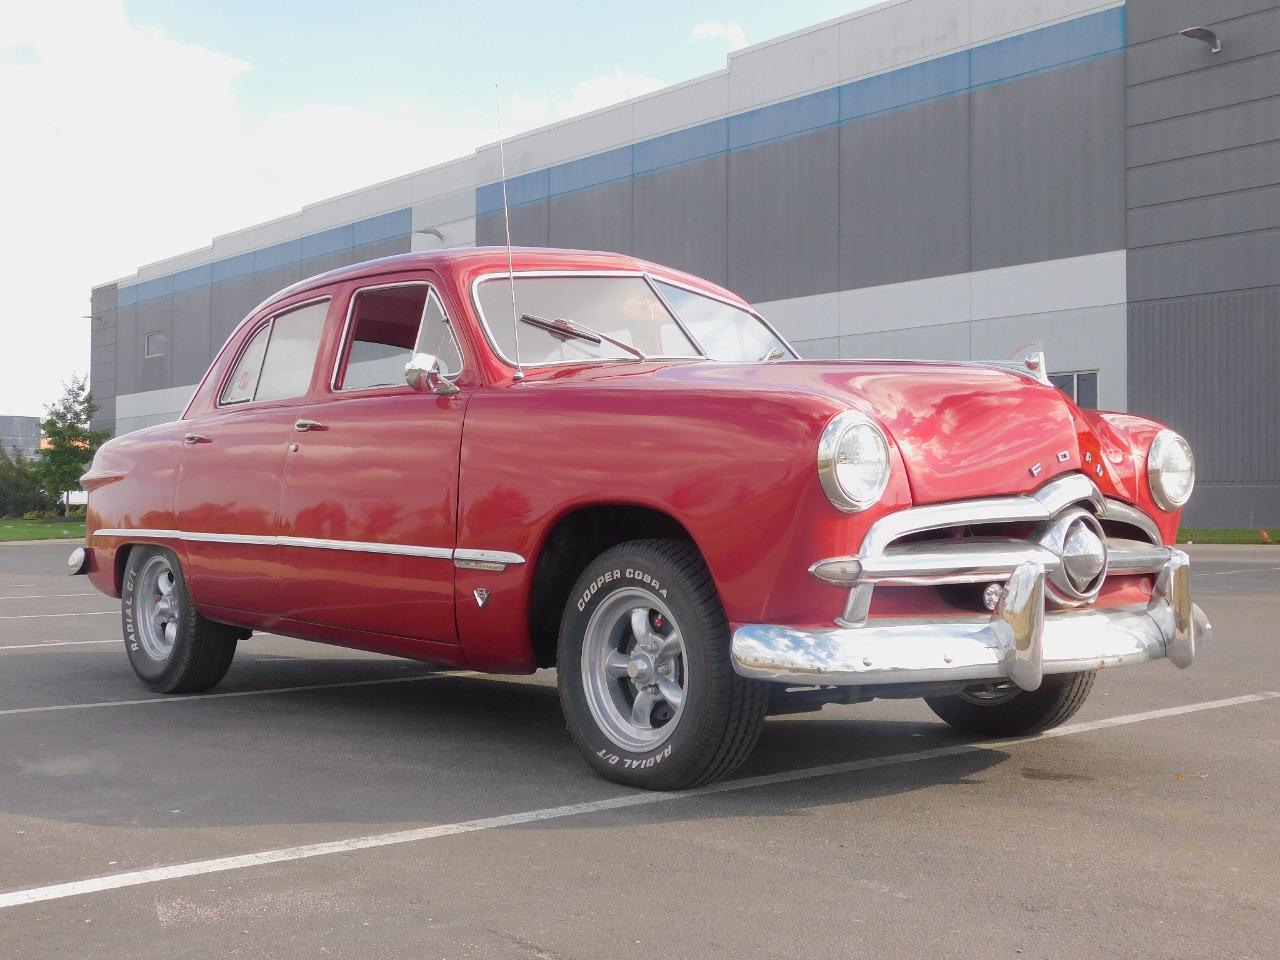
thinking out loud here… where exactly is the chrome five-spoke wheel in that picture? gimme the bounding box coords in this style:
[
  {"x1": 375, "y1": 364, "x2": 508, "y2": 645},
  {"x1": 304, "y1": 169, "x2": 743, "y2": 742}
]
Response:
[
  {"x1": 581, "y1": 588, "x2": 688, "y2": 752},
  {"x1": 135, "y1": 553, "x2": 181, "y2": 661}
]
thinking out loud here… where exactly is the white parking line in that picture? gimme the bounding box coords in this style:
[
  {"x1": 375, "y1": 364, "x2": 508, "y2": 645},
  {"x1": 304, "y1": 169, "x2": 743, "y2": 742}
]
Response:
[
  {"x1": 0, "y1": 639, "x2": 121, "y2": 651},
  {"x1": 0, "y1": 593, "x2": 100, "y2": 600},
  {"x1": 1197, "y1": 566, "x2": 1280, "y2": 576},
  {"x1": 1, "y1": 690, "x2": 1275, "y2": 910},
  {"x1": 0, "y1": 671, "x2": 455, "y2": 717},
  {"x1": 0, "y1": 611, "x2": 115, "y2": 620}
]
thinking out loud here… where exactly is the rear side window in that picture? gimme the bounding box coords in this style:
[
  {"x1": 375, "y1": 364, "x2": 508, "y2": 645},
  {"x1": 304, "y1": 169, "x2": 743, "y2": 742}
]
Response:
[
  {"x1": 220, "y1": 300, "x2": 329, "y2": 405},
  {"x1": 338, "y1": 284, "x2": 462, "y2": 391}
]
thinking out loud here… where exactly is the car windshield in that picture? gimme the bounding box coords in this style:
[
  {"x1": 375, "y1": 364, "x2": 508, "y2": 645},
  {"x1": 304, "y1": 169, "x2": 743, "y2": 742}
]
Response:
[
  {"x1": 475, "y1": 276, "x2": 698, "y2": 366},
  {"x1": 653, "y1": 280, "x2": 794, "y2": 363}
]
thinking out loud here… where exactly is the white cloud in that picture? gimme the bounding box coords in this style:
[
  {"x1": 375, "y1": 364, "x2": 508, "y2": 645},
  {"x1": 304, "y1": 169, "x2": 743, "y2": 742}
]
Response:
[
  {"x1": 690, "y1": 21, "x2": 749, "y2": 51},
  {"x1": 0, "y1": 1, "x2": 660, "y2": 418}
]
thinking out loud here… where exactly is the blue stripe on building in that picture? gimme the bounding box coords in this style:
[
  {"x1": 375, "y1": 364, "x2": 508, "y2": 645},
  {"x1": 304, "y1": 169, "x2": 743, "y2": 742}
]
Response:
[
  {"x1": 475, "y1": 5, "x2": 1125, "y2": 216},
  {"x1": 116, "y1": 207, "x2": 413, "y2": 307}
]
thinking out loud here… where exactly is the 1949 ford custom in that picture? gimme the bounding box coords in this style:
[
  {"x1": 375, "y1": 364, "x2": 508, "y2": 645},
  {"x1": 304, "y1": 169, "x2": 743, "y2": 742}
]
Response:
[{"x1": 73, "y1": 247, "x2": 1209, "y2": 789}]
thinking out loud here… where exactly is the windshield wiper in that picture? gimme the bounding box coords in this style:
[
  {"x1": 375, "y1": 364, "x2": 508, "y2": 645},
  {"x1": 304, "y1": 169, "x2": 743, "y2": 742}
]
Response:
[{"x1": 519, "y1": 313, "x2": 647, "y2": 360}]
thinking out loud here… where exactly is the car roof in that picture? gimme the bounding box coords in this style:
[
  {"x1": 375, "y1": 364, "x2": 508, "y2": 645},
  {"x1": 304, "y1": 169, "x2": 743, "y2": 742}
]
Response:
[{"x1": 256, "y1": 247, "x2": 747, "y2": 314}]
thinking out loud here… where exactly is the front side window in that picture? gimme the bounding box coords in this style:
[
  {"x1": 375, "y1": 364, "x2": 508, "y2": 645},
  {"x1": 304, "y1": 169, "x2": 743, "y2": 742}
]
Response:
[
  {"x1": 654, "y1": 281, "x2": 793, "y2": 363},
  {"x1": 475, "y1": 275, "x2": 697, "y2": 366},
  {"x1": 338, "y1": 284, "x2": 462, "y2": 391},
  {"x1": 219, "y1": 300, "x2": 329, "y2": 405}
]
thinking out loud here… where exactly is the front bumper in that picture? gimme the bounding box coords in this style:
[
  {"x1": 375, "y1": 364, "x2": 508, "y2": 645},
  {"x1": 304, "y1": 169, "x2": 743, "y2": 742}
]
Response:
[{"x1": 731, "y1": 552, "x2": 1209, "y2": 692}]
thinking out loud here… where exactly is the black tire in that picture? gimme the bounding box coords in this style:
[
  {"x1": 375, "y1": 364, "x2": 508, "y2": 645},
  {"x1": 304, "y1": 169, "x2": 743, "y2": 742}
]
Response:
[
  {"x1": 121, "y1": 545, "x2": 241, "y2": 694},
  {"x1": 924, "y1": 671, "x2": 1096, "y2": 737},
  {"x1": 557, "y1": 539, "x2": 769, "y2": 790}
]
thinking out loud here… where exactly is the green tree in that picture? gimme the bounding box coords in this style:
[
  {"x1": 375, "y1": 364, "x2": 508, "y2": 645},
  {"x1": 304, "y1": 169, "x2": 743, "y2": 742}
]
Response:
[
  {"x1": 36, "y1": 375, "x2": 111, "y2": 516},
  {"x1": 0, "y1": 446, "x2": 52, "y2": 517}
]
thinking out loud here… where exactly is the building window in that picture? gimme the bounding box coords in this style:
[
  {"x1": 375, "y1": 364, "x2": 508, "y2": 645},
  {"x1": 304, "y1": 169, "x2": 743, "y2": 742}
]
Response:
[
  {"x1": 1049, "y1": 370, "x2": 1098, "y2": 409},
  {"x1": 144, "y1": 332, "x2": 167, "y2": 358}
]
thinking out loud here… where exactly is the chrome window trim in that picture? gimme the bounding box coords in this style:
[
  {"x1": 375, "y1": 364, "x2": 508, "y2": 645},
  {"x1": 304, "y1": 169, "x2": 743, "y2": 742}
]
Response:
[
  {"x1": 646, "y1": 274, "x2": 799, "y2": 361},
  {"x1": 92, "y1": 529, "x2": 524, "y2": 569},
  {"x1": 330, "y1": 280, "x2": 464, "y2": 394},
  {"x1": 216, "y1": 296, "x2": 332, "y2": 409},
  {"x1": 469, "y1": 270, "x2": 705, "y2": 370}
]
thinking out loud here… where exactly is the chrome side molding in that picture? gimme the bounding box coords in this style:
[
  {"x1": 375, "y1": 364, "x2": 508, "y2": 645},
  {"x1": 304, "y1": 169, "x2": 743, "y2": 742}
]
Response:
[{"x1": 91, "y1": 529, "x2": 526, "y2": 571}]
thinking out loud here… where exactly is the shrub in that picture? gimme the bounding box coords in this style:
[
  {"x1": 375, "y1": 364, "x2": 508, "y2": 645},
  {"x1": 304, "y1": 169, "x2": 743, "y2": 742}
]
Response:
[{"x1": 22, "y1": 509, "x2": 44, "y2": 521}]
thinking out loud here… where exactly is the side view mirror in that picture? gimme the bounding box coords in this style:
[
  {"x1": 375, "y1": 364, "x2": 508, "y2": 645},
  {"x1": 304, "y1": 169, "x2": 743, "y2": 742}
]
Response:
[{"x1": 405, "y1": 353, "x2": 459, "y2": 395}]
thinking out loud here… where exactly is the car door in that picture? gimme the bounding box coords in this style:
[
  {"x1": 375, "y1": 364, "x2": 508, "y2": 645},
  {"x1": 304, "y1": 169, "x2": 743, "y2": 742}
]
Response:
[
  {"x1": 176, "y1": 297, "x2": 331, "y2": 617},
  {"x1": 276, "y1": 277, "x2": 468, "y2": 644}
]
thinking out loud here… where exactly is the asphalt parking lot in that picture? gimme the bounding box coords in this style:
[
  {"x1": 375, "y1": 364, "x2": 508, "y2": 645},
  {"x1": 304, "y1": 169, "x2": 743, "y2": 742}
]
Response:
[{"x1": 1, "y1": 541, "x2": 1277, "y2": 959}]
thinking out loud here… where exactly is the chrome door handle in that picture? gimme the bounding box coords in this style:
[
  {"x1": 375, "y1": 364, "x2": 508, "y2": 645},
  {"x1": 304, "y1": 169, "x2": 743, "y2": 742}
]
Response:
[
  {"x1": 294, "y1": 419, "x2": 327, "y2": 432},
  {"x1": 183, "y1": 433, "x2": 210, "y2": 444}
]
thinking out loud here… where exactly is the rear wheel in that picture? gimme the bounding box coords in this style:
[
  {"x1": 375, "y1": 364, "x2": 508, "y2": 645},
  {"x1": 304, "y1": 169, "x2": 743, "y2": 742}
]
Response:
[
  {"x1": 924, "y1": 671, "x2": 1096, "y2": 737},
  {"x1": 121, "y1": 546, "x2": 241, "y2": 694},
  {"x1": 557, "y1": 539, "x2": 768, "y2": 790}
]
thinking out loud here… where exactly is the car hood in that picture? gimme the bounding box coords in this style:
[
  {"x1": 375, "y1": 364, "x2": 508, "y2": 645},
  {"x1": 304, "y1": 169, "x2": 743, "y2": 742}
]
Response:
[{"x1": 656, "y1": 359, "x2": 1088, "y2": 504}]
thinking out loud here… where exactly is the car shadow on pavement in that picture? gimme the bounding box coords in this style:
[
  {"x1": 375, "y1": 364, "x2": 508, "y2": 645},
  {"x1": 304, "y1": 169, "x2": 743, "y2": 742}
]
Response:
[{"x1": 1, "y1": 654, "x2": 1007, "y2": 832}]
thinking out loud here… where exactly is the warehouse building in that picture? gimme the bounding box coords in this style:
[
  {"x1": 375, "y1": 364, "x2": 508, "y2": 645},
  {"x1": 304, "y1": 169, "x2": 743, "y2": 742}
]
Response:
[
  {"x1": 90, "y1": 0, "x2": 1280, "y2": 526},
  {"x1": 0, "y1": 415, "x2": 41, "y2": 461}
]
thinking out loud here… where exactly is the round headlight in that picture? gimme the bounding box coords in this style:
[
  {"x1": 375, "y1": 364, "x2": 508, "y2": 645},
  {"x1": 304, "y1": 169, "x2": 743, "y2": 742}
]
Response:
[
  {"x1": 1148, "y1": 430, "x2": 1195, "y2": 511},
  {"x1": 817, "y1": 411, "x2": 891, "y2": 512}
]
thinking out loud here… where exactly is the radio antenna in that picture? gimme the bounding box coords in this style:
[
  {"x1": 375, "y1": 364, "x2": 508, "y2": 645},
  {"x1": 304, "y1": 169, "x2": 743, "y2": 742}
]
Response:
[{"x1": 495, "y1": 85, "x2": 524, "y2": 381}]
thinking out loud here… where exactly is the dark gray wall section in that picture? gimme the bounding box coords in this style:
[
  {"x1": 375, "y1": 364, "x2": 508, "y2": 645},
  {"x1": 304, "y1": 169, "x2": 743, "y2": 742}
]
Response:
[
  {"x1": 477, "y1": 55, "x2": 1124, "y2": 303},
  {"x1": 1128, "y1": 287, "x2": 1280, "y2": 526},
  {"x1": 971, "y1": 56, "x2": 1126, "y2": 270},
  {"x1": 0, "y1": 416, "x2": 41, "y2": 458},
  {"x1": 839, "y1": 95, "x2": 970, "y2": 288},
  {"x1": 728, "y1": 127, "x2": 840, "y2": 303},
  {"x1": 631, "y1": 156, "x2": 729, "y2": 287},
  {"x1": 93, "y1": 235, "x2": 412, "y2": 432},
  {"x1": 1126, "y1": 0, "x2": 1280, "y2": 526}
]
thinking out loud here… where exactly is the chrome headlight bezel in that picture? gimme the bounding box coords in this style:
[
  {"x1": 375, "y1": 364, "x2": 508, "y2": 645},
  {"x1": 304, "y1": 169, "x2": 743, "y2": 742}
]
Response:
[
  {"x1": 817, "y1": 410, "x2": 891, "y2": 513},
  {"x1": 1147, "y1": 429, "x2": 1195, "y2": 511}
]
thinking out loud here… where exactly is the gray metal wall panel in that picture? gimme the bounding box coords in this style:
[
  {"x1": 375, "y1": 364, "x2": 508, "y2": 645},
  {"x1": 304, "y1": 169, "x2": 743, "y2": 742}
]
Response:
[
  {"x1": 134, "y1": 297, "x2": 173, "y2": 393},
  {"x1": 1128, "y1": 228, "x2": 1280, "y2": 300},
  {"x1": 727, "y1": 127, "x2": 840, "y2": 303},
  {"x1": 476, "y1": 206, "x2": 549, "y2": 247},
  {"x1": 90, "y1": 285, "x2": 117, "y2": 314},
  {"x1": 1127, "y1": 7, "x2": 1280, "y2": 85},
  {"x1": 549, "y1": 181, "x2": 633, "y2": 254},
  {"x1": 210, "y1": 275, "x2": 258, "y2": 349},
  {"x1": 1127, "y1": 50, "x2": 1280, "y2": 126},
  {"x1": 90, "y1": 396, "x2": 115, "y2": 435},
  {"x1": 1128, "y1": 182, "x2": 1280, "y2": 247},
  {"x1": 1128, "y1": 95, "x2": 1280, "y2": 167},
  {"x1": 631, "y1": 158, "x2": 729, "y2": 287},
  {"x1": 1127, "y1": 138, "x2": 1280, "y2": 207},
  {"x1": 1127, "y1": 287, "x2": 1280, "y2": 488},
  {"x1": 172, "y1": 286, "x2": 213, "y2": 386},
  {"x1": 971, "y1": 57, "x2": 1126, "y2": 270},
  {"x1": 252, "y1": 262, "x2": 304, "y2": 304},
  {"x1": 1128, "y1": 0, "x2": 1279, "y2": 43},
  {"x1": 1182, "y1": 484, "x2": 1280, "y2": 527},
  {"x1": 114, "y1": 305, "x2": 137, "y2": 397},
  {"x1": 839, "y1": 95, "x2": 970, "y2": 288}
]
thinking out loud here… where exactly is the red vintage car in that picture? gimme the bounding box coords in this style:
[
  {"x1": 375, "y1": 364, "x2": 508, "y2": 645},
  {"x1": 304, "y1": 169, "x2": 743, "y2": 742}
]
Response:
[{"x1": 72, "y1": 248, "x2": 1209, "y2": 789}]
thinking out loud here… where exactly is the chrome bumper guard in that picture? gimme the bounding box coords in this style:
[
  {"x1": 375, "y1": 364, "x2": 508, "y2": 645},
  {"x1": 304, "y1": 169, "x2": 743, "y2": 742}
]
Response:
[{"x1": 731, "y1": 552, "x2": 1210, "y2": 692}]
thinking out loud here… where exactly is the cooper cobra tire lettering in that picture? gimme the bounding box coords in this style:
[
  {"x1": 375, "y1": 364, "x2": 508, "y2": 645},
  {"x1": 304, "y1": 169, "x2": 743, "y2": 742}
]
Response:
[{"x1": 558, "y1": 539, "x2": 768, "y2": 790}]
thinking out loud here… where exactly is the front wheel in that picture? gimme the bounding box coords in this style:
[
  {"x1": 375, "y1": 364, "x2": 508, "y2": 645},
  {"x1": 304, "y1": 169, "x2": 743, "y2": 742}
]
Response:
[
  {"x1": 121, "y1": 546, "x2": 242, "y2": 694},
  {"x1": 924, "y1": 670, "x2": 1096, "y2": 737},
  {"x1": 557, "y1": 539, "x2": 768, "y2": 790}
]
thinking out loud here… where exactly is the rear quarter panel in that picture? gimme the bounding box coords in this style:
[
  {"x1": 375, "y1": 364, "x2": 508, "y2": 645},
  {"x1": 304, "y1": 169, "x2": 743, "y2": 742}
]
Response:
[{"x1": 82, "y1": 423, "x2": 186, "y2": 597}]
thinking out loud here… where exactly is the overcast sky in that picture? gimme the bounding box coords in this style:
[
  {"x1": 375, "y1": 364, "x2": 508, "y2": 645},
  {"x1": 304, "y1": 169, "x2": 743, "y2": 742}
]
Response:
[{"x1": 0, "y1": 0, "x2": 876, "y2": 419}]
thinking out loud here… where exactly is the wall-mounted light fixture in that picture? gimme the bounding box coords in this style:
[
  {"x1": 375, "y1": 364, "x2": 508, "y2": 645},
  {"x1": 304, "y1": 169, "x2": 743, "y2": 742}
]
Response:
[{"x1": 1178, "y1": 26, "x2": 1221, "y2": 53}]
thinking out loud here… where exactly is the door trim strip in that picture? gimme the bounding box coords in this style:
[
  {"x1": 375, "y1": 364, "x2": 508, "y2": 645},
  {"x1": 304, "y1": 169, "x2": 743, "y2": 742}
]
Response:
[{"x1": 92, "y1": 529, "x2": 522, "y2": 569}]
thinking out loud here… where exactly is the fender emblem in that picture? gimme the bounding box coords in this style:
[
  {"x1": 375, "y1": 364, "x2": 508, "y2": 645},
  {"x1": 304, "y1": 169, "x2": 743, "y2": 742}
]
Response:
[{"x1": 473, "y1": 588, "x2": 490, "y2": 609}]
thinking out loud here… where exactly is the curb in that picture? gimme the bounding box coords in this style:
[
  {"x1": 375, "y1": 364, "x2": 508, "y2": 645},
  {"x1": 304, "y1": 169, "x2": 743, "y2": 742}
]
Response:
[
  {"x1": 1181, "y1": 543, "x2": 1279, "y2": 560},
  {"x1": 0, "y1": 538, "x2": 85, "y2": 547}
]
